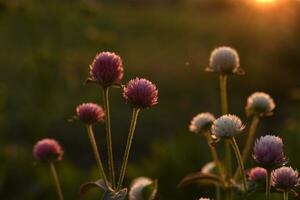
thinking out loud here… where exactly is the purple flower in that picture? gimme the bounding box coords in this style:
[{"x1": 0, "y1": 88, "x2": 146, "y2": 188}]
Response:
[
  {"x1": 248, "y1": 167, "x2": 267, "y2": 181},
  {"x1": 272, "y1": 166, "x2": 299, "y2": 191},
  {"x1": 123, "y1": 78, "x2": 158, "y2": 108},
  {"x1": 76, "y1": 103, "x2": 105, "y2": 124},
  {"x1": 33, "y1": 139, "x2": 64, "y2": 162},
  {"x1": 253, "y1": 135, "x2": 285, "y2": 169},
  {"x1": 211, "y1": 114, "x2": 245, "y2": 138},
  {"x1": 89, "y1": 52, "x2": 123, "y2": 86}
]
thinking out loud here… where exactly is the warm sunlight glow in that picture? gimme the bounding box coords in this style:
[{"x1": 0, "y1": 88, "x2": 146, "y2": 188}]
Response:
[{"x1": 255, "y1": 0, "x2": 277, "y2": 4}]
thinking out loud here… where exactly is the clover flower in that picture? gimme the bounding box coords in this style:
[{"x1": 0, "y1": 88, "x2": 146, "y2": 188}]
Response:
[
  {"x1": 248, "y1": 167, "x2": 267, "y2": 181},
  {"x1": 272, "y1": 166, "x2": 299, "y2": 191},
  {"x1": 76, "y1": 103, "x2": 105, "y2": 124},
  {"x1": 189, "y1": 112, "x2": 215, "y2": 134},
  {"x1": 253, "y1": 135, "x2": 285, "y2": 169},
  {"x1": 89, "y1": 51, "x2": 123, "y2": 86},
  {"x1": 246, "y1": 92, "x2": 275, "y2": 117},
  {"x1": 123, "y1": 78, "x2": 158, "y2": 108},
  {"x1": 211, "y1": 114, "x2": 245, "y2": 138},
  {"x1": 33, "y1": 139, "x2": 64, "y2": 162},
  {"x1": 206, "y1": 46, "x2": 244, "y2": 75},
  {"x1": 129, "y1": 177, "x2": 156, "y2": 200}
]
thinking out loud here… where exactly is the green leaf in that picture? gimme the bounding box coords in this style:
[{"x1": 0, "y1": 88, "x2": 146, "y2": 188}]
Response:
[
  {"x1": 79, "y1": 179, "x2": 111, "y2": 195},
  {"x1": 142, "y1": 179, "x2": 158, "y2": 200}
]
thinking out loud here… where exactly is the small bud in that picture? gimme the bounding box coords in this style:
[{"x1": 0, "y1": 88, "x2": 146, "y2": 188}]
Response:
[
  {"x1": 246, "y1": 92, "x2": 275, "y2": 117},
  {"x1": 253, "y1": 135, "x2": 285, "y2": 169},
  {"x1": 33, "y1": 139, "x2": 64, "y2": 162},
  {"x1": 211, "y1": 114, "x2": 245, "y2": 139},
  {"x1": 272, "y1": 166, "x2": 299, "y2": 191},
  {"x1": 123, "y1": 78, "x2": 158, "y2": 109},
  {"x1": 248, "y1": 167, "x2": 267, "y2": 182},
  {"x1": 76, "y1": 103, "x2": 105, "y2": 125},
  {"x1": 189, "y1": 112, "x2": 215, "y2": 134}
]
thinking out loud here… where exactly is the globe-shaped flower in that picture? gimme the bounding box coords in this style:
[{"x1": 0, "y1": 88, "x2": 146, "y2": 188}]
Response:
[
  {"x1": 253, "y1": 135, "x2": 285, "y2": 169},
  {"x1": 89, "y1": 51, "x2": 123, "y2": 86},
  {"x1": 76, "y1": 103, "x2": 105, "y2": 124},
  {"x1": 248, "y1": 167, "x2": 267, "y2": 181},
  {"x1": 206, "y1": 46, "x2": 244, "y2": 75},
  {"x1": 272, "y1": 166, "x2": 299, "y2": 191},
  {"x1": 211, "y1": 114, "x2": 245, "y2": 138},
  {"x1": 33, "y1": 139, "x2": 64, "y2": 162},
  {"x1": 123, "y1": 78, "x2": 158, "y2": 108},
  {"x1": 189, "y1": 112, "x2": 215, "y2": 134},
  {"x1": 246, "y1": 92, "x2": 275, "y2": 117},
  {"x1": 129, "y1": 177, "x2": 156, "y2": 200}
]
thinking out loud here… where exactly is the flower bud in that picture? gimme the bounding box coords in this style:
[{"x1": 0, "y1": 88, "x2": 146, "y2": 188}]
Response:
[
  {"x1": 272, "y1": 166, "x2": 299, "y2": 191},
  {"x1": 246, "y1": 92, "x2": 275, "y2": 117},
  {"x1": 189, "y1": 112, "x2": 215, "y2": 134},
  {"x1": 248, "y1": 167, "x2": 267, "y2": 181},
  {"x1": 33, "y1": 139, "x2": 64, "y2": 162}
]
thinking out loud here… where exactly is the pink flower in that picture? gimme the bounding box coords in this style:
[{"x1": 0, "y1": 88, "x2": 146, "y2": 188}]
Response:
[
  {"x1": 76, "y1": 103, "x2": 105, "y2": 124},
  {"x1": 272, "y1": 166, "x2": 299, "y2": 191},
  {"x1": 248, "y1": 167, "x2": 267, "y2": 181},
  {"x1": 33, "y1": 139, "x2": 64, "y2": 162}
]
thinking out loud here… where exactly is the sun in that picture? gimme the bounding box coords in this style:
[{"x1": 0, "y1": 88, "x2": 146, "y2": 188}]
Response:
[{"x1": 255, "y1": 0, "x2": 277, "y2": 4}]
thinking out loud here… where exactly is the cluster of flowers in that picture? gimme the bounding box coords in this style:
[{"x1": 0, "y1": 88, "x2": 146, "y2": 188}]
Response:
[
  {"x1": 33, "y1": 52, "x2": 158, "y2": 200},
  {"x1": 185, "y1": 47, "x2": 299, "y2": 200}
]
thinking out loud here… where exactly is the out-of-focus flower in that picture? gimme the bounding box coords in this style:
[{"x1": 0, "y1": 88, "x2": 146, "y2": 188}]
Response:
[
  {"x1": 76, "y1": 103, "x2": 105, "y2": 124},
  {"x1": 206, "y1": 46, "x2": 244, "y2": 75},
  {"x1": 123, "y1": 78, "x2": 158, "y2": 108},
  {"x1": 89, "y1": 51, "x2": 123, "y2": 86},
  {"x1": 189, "y1": 113, "x2": 215, "y2": 134},
  {"x1": 246, "y1": 92, "x2": 275, "y2": 117},
  {"x1": 198, "y1": 198, "x2": 210, "y2": 200},
  {"x1": 272, "y1": 166, "x2": 299, "y2": 191},
  {"x1": 253, "y1": 135, "x2": 285, "y2": 169},
  {"x1": 129, "y1": 177, "x2": 157, "y2": 200},
  {"x1": 248, "y1": 167, "x2": 267, "y2": 181},
  {"x1": 211, "y1": 114, "x2": 245, "y2": 138},
  {"x1": 33, "y1": 139, "x2": 64, "y2": 162}
]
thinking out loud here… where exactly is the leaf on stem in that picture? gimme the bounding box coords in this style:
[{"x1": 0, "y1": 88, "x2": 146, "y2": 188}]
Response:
[{"x1": 80, "y1": 179, "x2": 111, "y2": 195}]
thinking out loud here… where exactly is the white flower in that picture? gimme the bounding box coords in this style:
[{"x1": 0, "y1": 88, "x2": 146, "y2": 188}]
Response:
[
  {"x1": 246, "y1": 92, "x2": 275, "y2": 116},
  {"x1": 211, "y1": 114, "x2": 245, "y2": 138},
  {"x1": 189, "y1": 112, "x2": 215, "y2": 134},
  {"x1": 129, "y1": 177, "x2": 156, "y2": 200}
]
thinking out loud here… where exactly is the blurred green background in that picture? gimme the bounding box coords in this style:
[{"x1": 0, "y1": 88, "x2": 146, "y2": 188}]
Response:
[{"x1": 1, "y1": 0, "x2": 300, "y2": 199}]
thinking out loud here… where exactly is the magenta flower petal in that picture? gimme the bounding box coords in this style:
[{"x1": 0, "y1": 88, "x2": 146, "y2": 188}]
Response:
[
  {"x1": 248, "y1": 167, "x2": 267, "y2": 181},
  {"x1": 76, "y1": 103, "x2": 105, "y2": 124},
  {"x1": 33, "y1": 139, "x2": 64, "y2": 162}
]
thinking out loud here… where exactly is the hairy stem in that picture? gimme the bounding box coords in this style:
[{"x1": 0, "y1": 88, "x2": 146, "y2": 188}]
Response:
[
  {"x1": 266, "y1": 170, "x2": 271, "y2": 200},
  {"x1": 86, "y1": 125, "x2": 108, "y2": 186},
  {"x1": 50, "y1": 162, "x2": 64, "y2": 200},
  {"x1": 117, "y1": 108, "x2": 140, "y2": 190},
  {"x1": 102, "y1": 87, "x2": 116, "y2": 188}
]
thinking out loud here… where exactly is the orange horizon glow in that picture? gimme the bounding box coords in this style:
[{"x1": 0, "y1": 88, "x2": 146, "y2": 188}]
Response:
[{"x1": 255, "y1": 0, "x2": 277, "y2": 4}]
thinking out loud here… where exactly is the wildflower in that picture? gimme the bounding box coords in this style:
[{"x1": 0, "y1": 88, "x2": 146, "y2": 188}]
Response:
[
  {"x1": 211, "y1": 114, "x2": 245, "y2": 139},
  {"x1": 248, "y1": 167, "x2": 267, "y2": 181},
  {"x1": 253, "y1": 135, "x2": 285, "y2": 169},
  {"x1": 189, "y1": 113, "x2": 215, "y2": 134},
  {"x1": 272, "y1": 167, "x2": 299, "y2": 191},
  {"x1": 89, "y1": 52, "x2": 123, "y2": 86},
  {"x1": 33, "y1": 139, "x2": 64, "y2": 162},
  {"x1": 76, "y1": 103, "x2": 105, "y2": 124},
  {"x1": 198, "y1": 198, "x2": 210, "y2": 200},
  {"x1": 246, "y1": 92, "x2": 275, "y2": 117},
  {"x1": 123, "y1": 78, "x2": 158, "y2": 108}
]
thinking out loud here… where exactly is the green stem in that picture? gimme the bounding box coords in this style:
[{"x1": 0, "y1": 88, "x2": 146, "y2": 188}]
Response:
[
  {"x1": 117, "y1": 108, "x2": 140, "y2": 190},
  {"x1": 86, "y1": 125, "x2": 108, "y2": 186},
  {"x1": 266, "y1": 170, "x2": 271, "y2": 200},
  {"x1": 102, "y1": 87, "x2": 116, "y2": 188},
  {"x1": 50, "y1": 162, "x2": 64, "y2": 200},
  {"x1": 283, "y1": 191, "x2": 288, "y2": 200},
  {"x1": 230, "y1": 137, "x2": 248, "y2": 191}
]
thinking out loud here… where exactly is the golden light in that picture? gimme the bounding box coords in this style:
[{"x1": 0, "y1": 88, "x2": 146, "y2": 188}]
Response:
[{"x1": 255, "y1": 0, "x2": 277, "y2": 4}]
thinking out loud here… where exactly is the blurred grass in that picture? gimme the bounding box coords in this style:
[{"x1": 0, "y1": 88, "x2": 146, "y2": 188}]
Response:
[{"x1": 0, "y1": 0, "x2": 300, "y2": 199}]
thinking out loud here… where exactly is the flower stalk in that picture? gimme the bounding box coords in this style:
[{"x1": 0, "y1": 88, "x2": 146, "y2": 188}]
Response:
[
  {"x1": 50, "y1": 162, "x2": 64, "y2": 200},
  {"x1": 283, "y1": 191, "x2": 289, "y2": 200},
  {"x1": 266, "y1": 170, "x2": 271, "y2": 200},
  {"x1": 117, "y1": 108, "x2": 141, "y2": 190}
]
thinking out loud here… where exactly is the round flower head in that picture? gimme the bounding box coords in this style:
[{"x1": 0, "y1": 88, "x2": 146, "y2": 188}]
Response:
[
  {"x1": 33, "y1": 139, "x2": 64, "y2": 162},
  {"x1": 253, "y1": 135, "x2": 285, "y2": 169},
  {"x1": 206, "y1": 46, "x2": 244, "y2": 75},
  {"x1": 211, "y1": 114, "x2": 245, "y2": 139},
  {"x1": 272, "y1": 166, "x2": 299, "y2": 191},
  {"x1": 123, "y1": 78, "x2": 158, "y2": 108},
  {"x1": 248, "y1": 167, "x2": 267, "y2": 181},
  {"x1": 76, "y1": 103, "x2": 105, "y2": 124},
  {"x1": 129, "y1": 177, "x2": 156, "y2": 200},
  {"x1": 189, "y1": 112, "x2": 215, "y2": 134},
  {"x1": 246, "y1": 92, "x2": 275, "y2": 117},
  {"x1": 89, "y1": 51, "x2": 123, "y2": 86}
]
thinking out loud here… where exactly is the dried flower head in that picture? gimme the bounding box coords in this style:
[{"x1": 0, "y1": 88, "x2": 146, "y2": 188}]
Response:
[
  {"x1": 246, "y1": 92, "x2": 275, "y2": 117},
  {"x1": 206, "y1": 46, "x2": 244, "y2": 75},
  {"x1": 123, "y1": 78, "x2": 158, "y2": 108},
  {"x1": 211, "y1": 114, "x2": 245, "y2": 138},
  {"x1": 253, "y1": 135, "x2": 285, "y2": 169},
  {"x1": 248, "y1": 167, "x2": 267, "y2": 181},
  {"x1": 189, "y1": 113, "x2": 215, "y2": 134},
  {"x1": 33, "y1": 139, "x2": 64, "y2": 162},
  {"x1": 129, "y1": 177, "x2": 156, "y2": 200},
  {"x1": 272, "y1": 166, "x2": 299, "y2": 191},
  {"x1": 89, "y1": 51, "x2": 123, "y2": 86},
  {"x1": 76, "y1": 103, "x2": 105, "y2": 124}
]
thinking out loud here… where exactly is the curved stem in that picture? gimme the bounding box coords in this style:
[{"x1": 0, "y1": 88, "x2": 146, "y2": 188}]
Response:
[
  {"x1": 283, "y1": 191, "x2": 288, "y2": 200},
  {"x1": 86, "y1": 125, "x2": 108, "y2": 186},
  {"x1": 102, "y1": 87, "x2": 116, "y2": 188},
  {"x1": 266, "y1": 170, "x2": 271, "y2": 200},
  {"x1": 230, "y1": 137, "x2": 248, "y2": 192},
  {"x1": 50, "y1": 162, "x2": 64, "y2": 200},
  {"x1": 117, "y1": 108, "x2": 140, "y2": 190}
]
